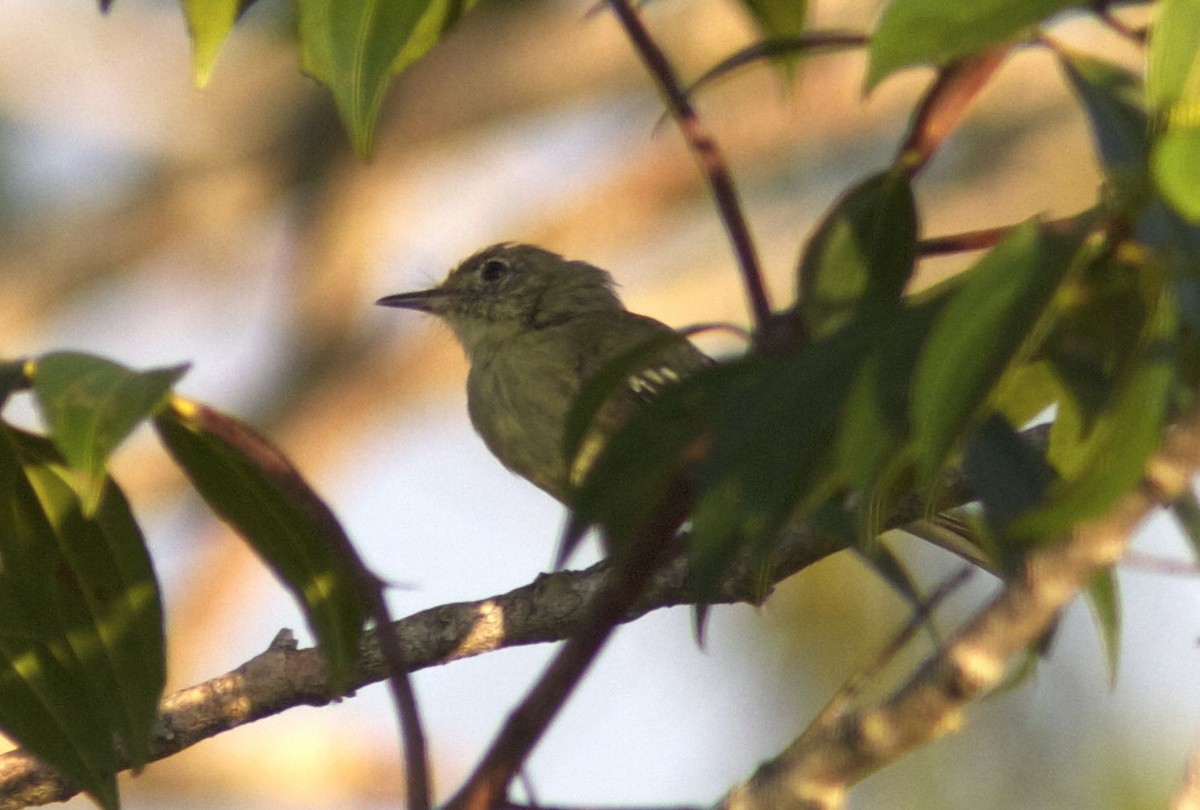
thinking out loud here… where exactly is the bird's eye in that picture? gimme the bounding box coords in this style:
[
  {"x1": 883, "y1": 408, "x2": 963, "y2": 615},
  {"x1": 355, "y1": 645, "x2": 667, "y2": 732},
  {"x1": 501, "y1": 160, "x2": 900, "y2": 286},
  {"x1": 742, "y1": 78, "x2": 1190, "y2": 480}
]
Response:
[{"x1": 480, "y1": 258, "x2": 510, "y2": 282}]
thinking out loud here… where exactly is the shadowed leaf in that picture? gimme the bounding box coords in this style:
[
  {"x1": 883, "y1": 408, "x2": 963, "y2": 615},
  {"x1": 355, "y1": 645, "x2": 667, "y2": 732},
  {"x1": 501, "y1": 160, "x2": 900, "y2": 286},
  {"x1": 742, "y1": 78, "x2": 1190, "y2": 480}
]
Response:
[{"x1": 155, "y1": 399, "x2": 368, "y2": 691}]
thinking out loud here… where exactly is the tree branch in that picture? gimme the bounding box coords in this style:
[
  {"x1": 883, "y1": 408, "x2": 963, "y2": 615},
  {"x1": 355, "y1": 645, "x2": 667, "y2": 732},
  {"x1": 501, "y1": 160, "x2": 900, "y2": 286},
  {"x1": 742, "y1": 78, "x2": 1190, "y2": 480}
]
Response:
[
  {"x1": 606, "y1": 0, "x2": 774, "y2": 338},
  {"x1": 717, "y1": 408, "x2": 1200, "y2": 810}
]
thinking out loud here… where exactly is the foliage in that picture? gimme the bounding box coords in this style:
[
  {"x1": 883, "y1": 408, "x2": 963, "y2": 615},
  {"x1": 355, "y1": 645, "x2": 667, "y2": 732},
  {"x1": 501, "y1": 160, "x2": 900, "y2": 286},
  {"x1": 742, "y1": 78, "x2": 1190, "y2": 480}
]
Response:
[{"x1": 1, "y1": 0, "x2": 1197, "y2": 807}]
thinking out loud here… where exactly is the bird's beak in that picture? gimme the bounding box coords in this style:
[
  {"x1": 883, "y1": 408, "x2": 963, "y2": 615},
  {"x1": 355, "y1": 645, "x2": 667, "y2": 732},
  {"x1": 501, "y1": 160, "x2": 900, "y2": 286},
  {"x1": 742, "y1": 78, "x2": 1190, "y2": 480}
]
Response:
[{"x1": 376, "y1": 288, "x2": 453, "y2": 313}]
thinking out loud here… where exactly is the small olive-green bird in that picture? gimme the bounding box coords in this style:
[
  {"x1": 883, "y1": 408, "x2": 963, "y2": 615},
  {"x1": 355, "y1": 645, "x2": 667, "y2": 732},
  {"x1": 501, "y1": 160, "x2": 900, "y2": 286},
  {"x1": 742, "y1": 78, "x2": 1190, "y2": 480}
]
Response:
[{"x1": 377, "y1": 243, "x2": 709, "y2": 502}]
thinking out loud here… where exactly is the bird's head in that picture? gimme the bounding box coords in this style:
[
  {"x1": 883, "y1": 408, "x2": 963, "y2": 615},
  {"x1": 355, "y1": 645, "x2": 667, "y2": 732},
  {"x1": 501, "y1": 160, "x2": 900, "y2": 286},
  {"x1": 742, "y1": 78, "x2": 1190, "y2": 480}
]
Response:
[{"x1": 377, "y1": 243, "x2": 624, "y2": 355}]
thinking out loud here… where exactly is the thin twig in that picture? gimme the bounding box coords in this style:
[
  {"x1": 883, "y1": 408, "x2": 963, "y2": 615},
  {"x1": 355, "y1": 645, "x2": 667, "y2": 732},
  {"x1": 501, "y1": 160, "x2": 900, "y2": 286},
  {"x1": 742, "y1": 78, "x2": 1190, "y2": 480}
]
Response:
[{"x1": 606, "y1": 0, "x2": 774, "y2": 338}]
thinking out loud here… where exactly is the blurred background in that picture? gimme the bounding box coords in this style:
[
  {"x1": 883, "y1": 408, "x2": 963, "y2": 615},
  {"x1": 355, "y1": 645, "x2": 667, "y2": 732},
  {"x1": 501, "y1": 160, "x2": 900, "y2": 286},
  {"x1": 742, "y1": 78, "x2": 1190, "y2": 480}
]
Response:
[{"x1": 0, "y1": 0, "x2": 1194, "y2": 808}]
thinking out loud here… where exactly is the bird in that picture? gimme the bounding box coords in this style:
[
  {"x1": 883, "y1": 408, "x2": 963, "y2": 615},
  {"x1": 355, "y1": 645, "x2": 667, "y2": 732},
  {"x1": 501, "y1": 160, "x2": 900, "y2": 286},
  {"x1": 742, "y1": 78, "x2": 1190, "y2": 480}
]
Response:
[{"x1": 377, "y1": 243, "x2": 710, "y2": 503}]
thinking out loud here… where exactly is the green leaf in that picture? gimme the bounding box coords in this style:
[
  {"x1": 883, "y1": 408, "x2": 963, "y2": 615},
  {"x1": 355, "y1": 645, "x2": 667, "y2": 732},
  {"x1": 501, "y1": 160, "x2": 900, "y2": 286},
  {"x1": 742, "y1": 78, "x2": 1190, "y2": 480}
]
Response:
[
  {"x1": 1058, "y1": 52, "x2": 1150, "y2": 200},
  {"x1": 833, "y1": 298, "x2": 942, "y2": 539},
  {"x1": 155, "y1": 399, "x2": 368, "y2": 690},
  {"x1": 12, "y1": 430, "x2": 165, "y2": 771},
  {"x1": 31, "y1": 352, "x2": 187, "y2": 515},
  {"x1": 1146, "y1": 0, "x2": 1200, "y2": 222},
  {"x1": 1154, "y1": 128, "x2": 1200, "y2": 222},
  {"x1": 183, "y1": 0, "x2": 251, "y2": 87},
  {"x1": 910, "y1": 219, "x2": 1085, "y2": 486},
  {"x1": 739, "y1": 0, "x2": 807, "y2": 39},
  {"x1": 689, "y1": 328, "x2": 868, "y2": 592},
  {"x1": 0, "y1": 428, "x2": 122, "y2": 809},
  {"x1": 990, "y1": 360, "x2": 1061, "y2": 429},
  {"x1": 867, "y1": 0, "x2": 1078, "y2": 89},
  {"x1": 1012, "y1": 286, "x2": 1177, "y2": 539},
  {"x1": 1084, "y1": 566, "x2": 1120, "y2": 688},
  {"x1": 1146, "y1": 0, "x2": 1200, "y2": 113},
  {"x1": 294, "y1": 0, "x2": 475, "y2": 156},
  {"x1": 797, "y1": 170, "x2": 918, "y2": 339}
]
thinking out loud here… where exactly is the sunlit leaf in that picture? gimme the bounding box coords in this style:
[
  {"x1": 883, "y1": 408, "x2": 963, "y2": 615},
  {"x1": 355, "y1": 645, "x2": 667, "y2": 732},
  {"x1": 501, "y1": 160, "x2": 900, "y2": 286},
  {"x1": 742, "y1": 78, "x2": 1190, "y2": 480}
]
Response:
[
  {"x1": 1146, "y1": 0, "x2": 1200, "y2": 113},
  {"x1": 911, "y1": 219, "x2": 1085, "y2": 486},
  {"x1": 183, "y1": 0, "x2": 252, "y2": 87},
  {"x1": 867, "y1": 0, "x2": 1079, "y2": 90},
  {"x1": 1084, "y1": 566, "x2": 1121, "y2": 688},
  {"x1": 31, "y1": 352, "x2": 187, "y2": 515},
  {"x1": 0, "y1": 428, "x2": 122, "y2": 809},
  {"x1": 1146, "y1": 0, "x2": 1200, "y2": 222},
  {"x1": 12, "y1": 430, "x2": 165, "y2": 772},
  {"x1": 989, "y1": 360, "x2": 1061, "y2": 430},
  {"x1": 1154, "y1": 129, "x2": 1200, "y2": 222},
  {"x1": 295, "y1": 0, "x2": 476, "y2": 156},
  {"x1": 155, "y1": 398, "x2": 368, "y2": 691},
  {"x1": 797, "y1": 170, "x2": 917, "y2": 339}
]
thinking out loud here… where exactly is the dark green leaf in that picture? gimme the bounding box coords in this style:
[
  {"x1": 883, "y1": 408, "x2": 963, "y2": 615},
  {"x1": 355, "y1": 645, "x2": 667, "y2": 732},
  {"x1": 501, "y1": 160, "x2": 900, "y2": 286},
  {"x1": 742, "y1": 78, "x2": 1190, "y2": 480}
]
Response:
[
  {"x1": 1084, "y1": 566, "x2": 1120, "y2": 688},
  {"x1": 155, "y1": 400, "x2": 368, "y2": 691},
  {"x1": 0, "y1": 428, "x2": 122, "y2": 809},
  {"x1": 834, "y1": 297, "x2": 941, "y2": 537},
  {"x1": 31, "y1": 352, "x2": 187, "y2": 514},
  {"x1": 689, "y1": 328, "x2": 868, "y2": 593},
  {"x1": 910, "y1": 219, "x2": 1085, "y2": 486},
  {"x1": 0, "y1": 359, "x2": 27, "y2": 409},
  {"x1": 295, "y1": 0, "x2": 476, "y2": 156},
  {"x1": 797, "y1": 170, "x2": 918, "y2": 339},
  {"x1": 1058, "y1": 52, "x2": 1150, "y2": 199},
  {"x1": 867, "y1": 0, "x2": 1078, "y2": 89},
  {"x1": 961, "y1": 414, "x2": 1056, "y2": 573}
]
